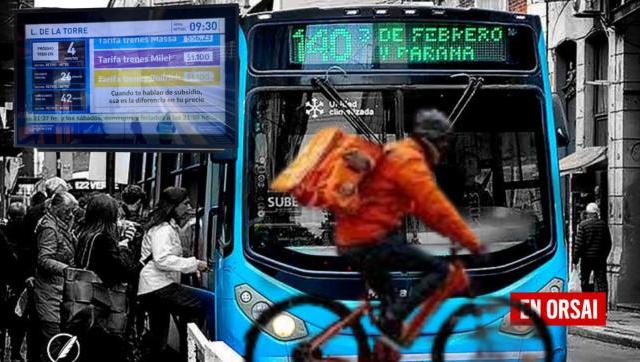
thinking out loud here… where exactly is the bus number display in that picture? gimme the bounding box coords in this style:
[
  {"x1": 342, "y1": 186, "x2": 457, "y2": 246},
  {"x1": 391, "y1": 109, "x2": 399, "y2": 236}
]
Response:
[{"x1": 290, "y1": 23, "x2": 508, "y2": 65}]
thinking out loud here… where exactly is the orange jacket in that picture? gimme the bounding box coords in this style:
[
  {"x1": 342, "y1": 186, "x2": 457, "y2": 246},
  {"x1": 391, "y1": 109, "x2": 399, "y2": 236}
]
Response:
[{"x1": 329, "y1": 137, "x2": 481, "y2": 250}]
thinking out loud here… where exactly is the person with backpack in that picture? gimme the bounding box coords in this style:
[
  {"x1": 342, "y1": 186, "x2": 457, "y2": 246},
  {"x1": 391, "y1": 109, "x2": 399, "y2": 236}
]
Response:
[{"x1": 273, "y1": 108, "x2": 484, "y2": 344}]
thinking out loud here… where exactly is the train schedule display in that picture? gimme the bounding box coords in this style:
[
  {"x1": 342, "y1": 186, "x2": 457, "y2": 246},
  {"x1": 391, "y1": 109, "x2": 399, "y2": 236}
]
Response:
[{"x1": 15, "y1": 6, "x2": 238, "y2": 153}]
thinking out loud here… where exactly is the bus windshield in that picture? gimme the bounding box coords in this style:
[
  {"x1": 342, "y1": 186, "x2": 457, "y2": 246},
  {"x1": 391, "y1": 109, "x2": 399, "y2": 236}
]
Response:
[{"x1": 247, "y1": 88, "x2": 551, "y2": 272}]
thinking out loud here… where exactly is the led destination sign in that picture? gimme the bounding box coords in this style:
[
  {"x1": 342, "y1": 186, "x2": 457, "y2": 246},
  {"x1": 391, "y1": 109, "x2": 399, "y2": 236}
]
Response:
[{"x1": 290, "y1": 23, "x2": 508, "y2": 65}]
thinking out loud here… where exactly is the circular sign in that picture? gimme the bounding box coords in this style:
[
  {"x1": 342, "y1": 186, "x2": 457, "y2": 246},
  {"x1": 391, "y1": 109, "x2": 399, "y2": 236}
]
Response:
[{"x1": 47, "y1": 333, "x2": 80, "y2": 362}]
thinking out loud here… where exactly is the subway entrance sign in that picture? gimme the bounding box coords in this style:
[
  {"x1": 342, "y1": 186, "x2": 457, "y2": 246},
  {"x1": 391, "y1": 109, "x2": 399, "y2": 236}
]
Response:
[{"x1": 15, "y1": 5, "x2": 238, "y2": 155}]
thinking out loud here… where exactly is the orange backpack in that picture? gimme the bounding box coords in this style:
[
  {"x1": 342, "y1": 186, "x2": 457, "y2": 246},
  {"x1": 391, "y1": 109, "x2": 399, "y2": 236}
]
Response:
[{"x1": 271, "y1": 127, "x2": 383, "y2": 214}]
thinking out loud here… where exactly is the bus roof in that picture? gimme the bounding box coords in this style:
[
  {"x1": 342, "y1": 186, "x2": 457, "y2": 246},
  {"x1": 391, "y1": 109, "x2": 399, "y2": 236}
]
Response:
[{"x1": 245, "y1": 4, "x2": 541, "y2": 30}]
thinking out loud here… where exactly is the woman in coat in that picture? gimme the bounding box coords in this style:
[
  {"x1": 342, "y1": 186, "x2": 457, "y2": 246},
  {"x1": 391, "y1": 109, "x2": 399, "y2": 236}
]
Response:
[
  {"x1": 33, "y1": 191, "x2": 78, "y2": 361},
  {"x1": 75, "y1": 193, "x2": 138, "y2": 362},
  {"x1": 138, "y1": 187, "x2": 210, "y2": 360}
]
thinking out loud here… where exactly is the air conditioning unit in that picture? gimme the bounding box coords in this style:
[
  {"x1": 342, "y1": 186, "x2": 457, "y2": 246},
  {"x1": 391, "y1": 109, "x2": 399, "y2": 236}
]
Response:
[{"x1": 573, "y1": 0, "x2": 602, "y2": 17}]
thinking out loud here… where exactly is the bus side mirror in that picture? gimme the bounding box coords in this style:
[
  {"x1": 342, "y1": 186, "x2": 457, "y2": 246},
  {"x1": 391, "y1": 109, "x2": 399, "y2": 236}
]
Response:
[{"x1": 552, "y1": 93, "x2": 570, "y2": 147}]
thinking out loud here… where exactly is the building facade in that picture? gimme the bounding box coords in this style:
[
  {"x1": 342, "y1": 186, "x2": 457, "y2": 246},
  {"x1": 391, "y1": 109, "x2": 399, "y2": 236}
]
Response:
[
  {"x1": 459, "y1": 0, "x2": 640, "y2": 308},
  {"x1": 527, "y1": 0, "x2": 640, "y2": 308}
]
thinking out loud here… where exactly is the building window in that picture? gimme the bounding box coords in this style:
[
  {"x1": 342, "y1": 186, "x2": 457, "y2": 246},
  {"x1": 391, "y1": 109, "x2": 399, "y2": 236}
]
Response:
[
  {"x1": 475, "y1": 0, "x2": 508, "y2": 11},
  {"x1": 159, "y1": 153, "x2": 178, "y2": 189},
  {"x1": 129, "y1": 153, "x2": 144, "y2": 184},
  {"x1": 172, "y1": 152, "x2": 208, "y2": 208},
  {"x1": 555, "y1": 41, "x2": 577, "y2": 154},
  {"x1": 141, "y1": 152, "x2": 157, "y2": 205},
  {"x1": 588, "y1": 32, "x2": 609, "y2": 147}
]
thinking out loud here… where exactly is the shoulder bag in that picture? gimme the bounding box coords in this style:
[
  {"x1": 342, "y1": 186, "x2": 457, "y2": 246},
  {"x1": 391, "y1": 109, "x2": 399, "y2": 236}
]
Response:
[{"x1": 62, "y1": 233, "x2": 129, "y2": 336}]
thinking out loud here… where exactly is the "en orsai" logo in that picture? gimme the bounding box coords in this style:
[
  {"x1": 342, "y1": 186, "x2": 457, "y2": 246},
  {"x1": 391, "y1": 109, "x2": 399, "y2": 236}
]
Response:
[{"x1": 510, "y1": 292, "x2": 606, "y2": 326}]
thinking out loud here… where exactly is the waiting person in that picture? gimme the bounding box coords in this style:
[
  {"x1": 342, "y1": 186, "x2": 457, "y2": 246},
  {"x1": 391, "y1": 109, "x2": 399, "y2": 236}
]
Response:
[
  {"x1": 120, "y1": 185, "x2": 147, "y2": 222},
  {"x1": 75, "y1": 193, "x2": 138, "y2": 362},
  {"x1": 0, "y1": 218, "x2": 19, "y2": 361},
  {"x1": 138, "y1": 187, "x2": 210, "y2": 360},
  {"x1": 33, "y1": 191, "x2": 78, "y2": 361},
  {"x1": 118, "y1": 185, "x2": 148, "y2": 266},
  {"x1": 0, "y1": 203, "x2": 29, "y2": 362},
  {"x1": 573, "y1": 202, "x2": 612, "y2": 295},
  {"x1": 22, "y1": 192, "x2": 47, "y2": 362},
  {"x1": 24, "y1": 177, "x2": 71, "y2": 254},
  {"x1": 118, "y1": 185, "x2": 148, "y2": 362},
  {"x1": 24, "y1": 192, "x2": 47, "y2": 244}
]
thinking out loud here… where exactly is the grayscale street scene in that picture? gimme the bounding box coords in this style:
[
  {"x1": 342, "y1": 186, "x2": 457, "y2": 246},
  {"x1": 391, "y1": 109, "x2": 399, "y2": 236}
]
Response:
[{"x1": 1, "y1": 0, "x2": 639, "y2": 361}]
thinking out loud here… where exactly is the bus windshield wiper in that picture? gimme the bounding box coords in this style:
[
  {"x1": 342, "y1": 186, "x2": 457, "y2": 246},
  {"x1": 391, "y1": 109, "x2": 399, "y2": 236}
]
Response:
[
  {"x1": 311, "y1": 75, "x2": 382, "y2": 144},
  {"x1": 310, "y1": 72, "x2": 481, "y2": 142},
  {"x1": 448, "y1": 74, "x2": 484, "y2": 131}
]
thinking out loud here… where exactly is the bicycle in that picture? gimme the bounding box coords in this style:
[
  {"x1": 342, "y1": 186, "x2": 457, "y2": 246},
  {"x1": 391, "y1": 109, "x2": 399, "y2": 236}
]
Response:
[{"x1": 244, "y1": 247, "x2": 552, "y2": 362}]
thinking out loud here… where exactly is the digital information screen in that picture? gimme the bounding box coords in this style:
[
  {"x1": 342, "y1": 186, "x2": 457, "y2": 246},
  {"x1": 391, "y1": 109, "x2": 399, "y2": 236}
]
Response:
[
  {"x1": 290, "y1": 23, "x2": 507, "y2": 65},
  {"x1": 16, "y1": 6, "x2": 238, "y2": 152}
]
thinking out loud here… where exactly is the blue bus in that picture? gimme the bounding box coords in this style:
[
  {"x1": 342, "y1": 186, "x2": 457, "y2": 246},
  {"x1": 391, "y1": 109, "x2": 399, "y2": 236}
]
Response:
[{"x1": 207, "y1": 5, "x2": 568, "y2": 361}]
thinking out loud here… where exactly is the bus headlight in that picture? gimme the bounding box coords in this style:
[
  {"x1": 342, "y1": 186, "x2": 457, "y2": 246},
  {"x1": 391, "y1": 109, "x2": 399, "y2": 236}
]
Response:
[
  {"x1": 500, "y1": 312, "x2": 536, "y2": 335},
  {"x1": 272, "y1": 314, "x2": 297, "y2": 338},
  {"x1": 251, "y1": 302, "x2": 270, "y2": 320},
  {"x1": 235, "y1": 284, "x2": 308, "y2": 341},
  {"x1": 500, "y1": 278, "x2": 564, "y2": 336}
]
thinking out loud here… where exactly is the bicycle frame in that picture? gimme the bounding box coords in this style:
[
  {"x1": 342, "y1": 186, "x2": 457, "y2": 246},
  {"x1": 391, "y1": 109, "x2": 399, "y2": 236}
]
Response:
[
  {"x1": 308, "y1": 303, "x2": 373, "y2": 353},
  {"x1": 306, "y1": 257, "x2": 469, "y2": 358}
]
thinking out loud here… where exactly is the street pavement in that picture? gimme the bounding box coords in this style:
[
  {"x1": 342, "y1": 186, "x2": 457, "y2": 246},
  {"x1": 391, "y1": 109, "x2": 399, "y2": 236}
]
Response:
[
  {"x1": 569, "y1": 309, "x2": 640, "y2": 349},
  {"x1": 568, "y1": 334, "x2": 640, "y2": 361}
]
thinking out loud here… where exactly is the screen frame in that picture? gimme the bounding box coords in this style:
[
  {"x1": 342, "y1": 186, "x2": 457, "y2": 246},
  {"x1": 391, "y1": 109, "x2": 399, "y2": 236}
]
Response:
[
  {"x1": 248, "y1": 19, "x2": 539, "y2": 75},
  {"x1": 14, "y1": 5, "x2": 239, "y2": 156}
]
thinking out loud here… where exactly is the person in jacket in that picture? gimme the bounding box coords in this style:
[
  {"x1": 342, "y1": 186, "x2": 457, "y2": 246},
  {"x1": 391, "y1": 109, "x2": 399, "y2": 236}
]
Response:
[
  {"x1": 282, "y1": 109, "x2": 484, "y2": 341},
  {"x1": 119, "y1": 185, "x2": 148, "y2": 273},
  {"x1": 22, "y1": 192, "x2": 47, "y2": 362},
  {"x1": 74, "y1": 193, "x2": 137, "y2": 362},
  {"x1": 573, "y1": 202, "x2": 612, "y2": 294},
  {"x1": 33, "y1": 191, "x2": 78, "y2": 361},
  {"x1": 0, "y1": 202, "x2": 29, "y2": 362},
  {"x1": 118, "y1": 185, "x2": 148, "y2": 362},
  {"x1": 0, "y1": 214, "x2": 19, "y2": 361},
  {"x1": 138, "y1": 187, "x2": 210, "y2": 360}
]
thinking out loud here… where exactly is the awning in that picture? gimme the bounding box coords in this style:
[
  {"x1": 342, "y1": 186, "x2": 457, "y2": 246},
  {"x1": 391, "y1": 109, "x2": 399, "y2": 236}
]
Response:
[{"x1": 559, "y1": 146, "x2": 607, "y2": 176}]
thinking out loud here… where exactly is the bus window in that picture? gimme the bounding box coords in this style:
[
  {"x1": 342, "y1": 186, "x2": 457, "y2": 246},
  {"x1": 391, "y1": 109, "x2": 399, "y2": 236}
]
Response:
[
  {"x1": 403, "y1": 89, "x2": 550, "y2": 266},
  {"x1": 248, "y1": 90, "x2": 396, "y2": 270},
  {"x1": 163, "y1": 153, "x2": 226, "y2": 291},
  {"x1": 247, "y1": 88, "x2": 551, "y2": 272}
]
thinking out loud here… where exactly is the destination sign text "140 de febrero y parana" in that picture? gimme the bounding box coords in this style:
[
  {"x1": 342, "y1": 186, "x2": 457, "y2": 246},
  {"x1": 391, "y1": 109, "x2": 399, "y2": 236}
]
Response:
[{"x1": 290, "y1": 23, "x2": 508, "y2": 65}]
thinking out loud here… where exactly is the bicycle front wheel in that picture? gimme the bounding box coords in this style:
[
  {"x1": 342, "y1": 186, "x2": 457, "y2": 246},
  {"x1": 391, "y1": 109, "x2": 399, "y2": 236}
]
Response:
[
  {"x1": 244, "y1": 295, "x2": 371, "y2": 362},
  {"x1": 432, "y1": 297, "x2": 552, "y2": 362}
]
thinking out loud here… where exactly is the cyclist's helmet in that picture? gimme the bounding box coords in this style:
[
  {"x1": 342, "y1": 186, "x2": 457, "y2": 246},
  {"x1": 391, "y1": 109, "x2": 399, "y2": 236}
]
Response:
[{"x1": 411, "y1": 108, "x2": 451, "y2": 141}]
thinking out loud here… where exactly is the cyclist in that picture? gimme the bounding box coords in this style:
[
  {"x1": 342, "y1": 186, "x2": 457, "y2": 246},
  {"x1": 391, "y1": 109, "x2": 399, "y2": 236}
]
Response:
[{"x1": 281, "y1": 108, "x2": 485, "y2": 343}]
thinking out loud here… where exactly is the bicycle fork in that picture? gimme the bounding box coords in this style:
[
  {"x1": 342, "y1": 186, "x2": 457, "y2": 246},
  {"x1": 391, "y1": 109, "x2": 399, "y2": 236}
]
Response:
[{"x1": 401, "y1": 262, "x2": 470, "y2": 344}]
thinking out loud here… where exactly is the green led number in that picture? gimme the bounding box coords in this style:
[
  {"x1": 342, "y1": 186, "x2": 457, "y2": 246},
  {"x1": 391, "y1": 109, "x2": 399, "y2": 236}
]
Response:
[
  {"x1": 307, "y1": 28, "x2": 330, "y2": 62},
  {"x1": 292, "y1": 28, "x2": 305, "y2": 63},
  {"x1": 330, "y1": 28, "x2": 352, "y2": 63}
]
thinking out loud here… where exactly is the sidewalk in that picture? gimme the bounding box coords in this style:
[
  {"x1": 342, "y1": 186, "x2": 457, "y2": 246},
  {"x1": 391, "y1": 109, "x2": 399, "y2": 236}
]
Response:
[{"x1": 568, "y1": 310, "x2": 640, "y2": 349}]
